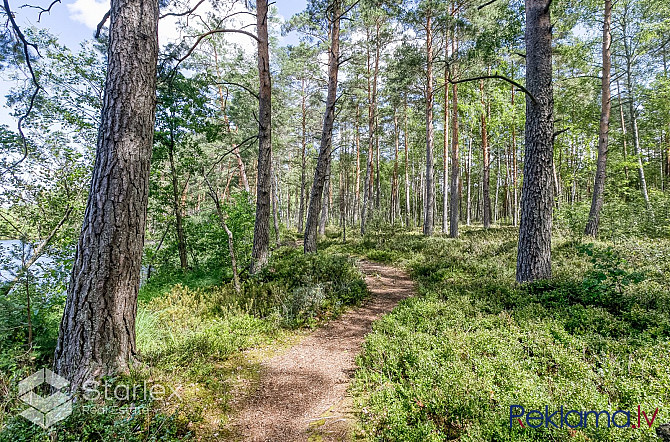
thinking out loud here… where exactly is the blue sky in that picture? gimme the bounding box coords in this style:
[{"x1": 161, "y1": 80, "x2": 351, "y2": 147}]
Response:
[{"x1": 0, "y1": 0, "x2": 307, "y2": 127}]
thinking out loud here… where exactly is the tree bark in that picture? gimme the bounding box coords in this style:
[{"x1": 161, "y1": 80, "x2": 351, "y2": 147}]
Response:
[
  {"x1": 442, "y1": 41, "x2": 450, "y2": 233},
  {"x1": 53, "y1": 0, "x2": 158, "y2": 390},
  {"x1": 404, "y1": 102, "x2": 411, "y2": 228},
  {"x1": 585, "y1": 0, "x2": 612, "y2": 237},
  {"x1": 516, "y1": 0, "x2": 554, "y2": 283},
  {"x1": 466, "y1": 138, "x2": 472, "y2": 225},
  {"x1": 449, "y1": 81, "x2": 460, "y2": 237},
  {"x1": 480, "y1": 78, "x2": 492, "y2": 229},
  {"x1": 250, "y1": 0, "x2": 272, "y2": 273},
  {"x1": 298, "y1": 78, "x2": 308, "y2": 234},
  {"x1": 304, "y1": 0, "x2": 340, "y2": 253},
  {"x1": 423, "y1": 11, "x2": 435, "y2": 236}
]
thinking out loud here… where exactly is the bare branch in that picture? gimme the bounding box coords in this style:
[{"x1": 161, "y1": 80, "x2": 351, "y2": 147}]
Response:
[
  {"x1": 211, "y1": 81, "x2": 258, "y2": 99},
  {"x1": 19, "y1": 0, "x2": 60, "y2": 21},
  {"x1": 175, "y1": 28, "x2": 259, "y2": 68},
  {"x1": 94, "y1": 10, "x2": 110, "y2": 39},
  {"x1": 2, "y1": 0, "x2": 41, "y2": 172},
  {"x1": 447, "y1": 73, "x2": 537, "y2": 104}
]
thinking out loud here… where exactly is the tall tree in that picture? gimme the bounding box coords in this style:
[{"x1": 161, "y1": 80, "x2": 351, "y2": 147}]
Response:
[
  {"x1": 423, "y1": 9, "x2": 435, "y2": 236},
  {"x1": 585, "y1": 0, "x2": 612, "y2": 237},
  {"x1": 250, "y1": 0, "x2": 272, "y2": 273},
  {"x1": 516, "y1": 0, "x2": 554, "y2": 282},
  {"x1": 53, "y1": 0, "x2": 159, "y2": 389},
  {"x1": 304, "y1": 0, "x2": 341, "y2": 253}
]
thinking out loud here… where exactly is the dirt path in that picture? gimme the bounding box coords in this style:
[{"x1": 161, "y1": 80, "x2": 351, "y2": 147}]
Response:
[{"x1": 230, "y1": 260, "x2": 414, "y2": 441}]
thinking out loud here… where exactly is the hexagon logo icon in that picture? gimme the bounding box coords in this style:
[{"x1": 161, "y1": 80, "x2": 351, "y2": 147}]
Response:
[{"x1": 18, "y1": 368, "x2": 72, "y2": 428}]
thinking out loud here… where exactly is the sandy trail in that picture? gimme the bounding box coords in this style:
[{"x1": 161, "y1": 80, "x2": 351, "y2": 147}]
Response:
[{"x1": 230, "y1": 260, "x2": 414, "y2": 441}]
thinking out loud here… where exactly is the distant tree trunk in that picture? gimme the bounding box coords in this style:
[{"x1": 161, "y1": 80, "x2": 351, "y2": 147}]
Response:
[
  {"x1": 585, "y1": 0, "x2": 612, "y2": 237},
  {"x1": 404, "y1": 102, "x2": 411, "y2": 228},
  {"x1": 442, "y1": 43, "x2": 449, "y2": 233},
  {"x1": 167, "y1": 133, "x2": 188, "y2": 269},
  {"x1": 616, "y1": 78, "x2": 630, "y2": 180},
  {"x1": 516, "y1": 0, "x2": 554, "y2": 283},
  {"x1": 423, "y1": 12, "x2": 435, "y2": 237},
  {"x1": 354, "y1": 105, "x2": 361, "y2": 223},
  {"x1": 511, "y1": 86, "x2": 519, "y2": 226},
  {"x1": 621, "y1": 9, "x2": 650, "y2": 210},
  {"x1": 250, "y1": 0, "x2": 272, "y2": 273},
  {"x1": 494, "y1": 152, "x2": 501, "y2": 223},
  {"x1": 272, "y1": 165, "x2": 281, "y2": 246},
  {"x1": 449, "y1": 79, "x2": 460, "y2": 237},
  {"x1": 319, "y1": 160, "x2": 331, "y2": 235},
  {"x1": 298, "y1": 78, "x2": 307, "y2": 234},
  {"x1": 304, "y1": 0, "x2": 340, "y2": 253},
  {"x1": 234, "y1": 146, "x2": 251, "y2": 194},
  {"x1": 373, "y1": 23, "x2": 381, "y2": 210},
  {"x1": 466, "y1": 138, "x2": 472, "y2": 225},
  {"x1": 480, "y1": 78, "x2": 491, "y2": 229},
  {"x1": 54, "y1": 0, "x2": 158, "y2": 390},
  {"x1": 392, "y1": 111, "x2": 400, "y2": 224}
]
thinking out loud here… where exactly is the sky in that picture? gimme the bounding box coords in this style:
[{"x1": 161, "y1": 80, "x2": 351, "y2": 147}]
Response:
[{"x1": 0, "y1": 0, "x2": 308, "y2": 127}]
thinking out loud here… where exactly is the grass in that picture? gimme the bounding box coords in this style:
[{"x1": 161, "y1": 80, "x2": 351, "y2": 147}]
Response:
[
  {"x1": 337, "y1": 227, "x2": 670, "y2": 442},
  {"x1": 0, "y1": 246, "x2": 368, "y2": 441}
]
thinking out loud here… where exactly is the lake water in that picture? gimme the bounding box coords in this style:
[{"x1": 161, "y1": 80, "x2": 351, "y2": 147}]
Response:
[{"x1": 0, "y1": 239, "x2": 55, "y2": 283}]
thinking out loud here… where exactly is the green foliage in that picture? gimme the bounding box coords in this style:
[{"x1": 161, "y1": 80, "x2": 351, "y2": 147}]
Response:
[{"x1": 350, "y1": 230, "x2": 670, "y2": 441}]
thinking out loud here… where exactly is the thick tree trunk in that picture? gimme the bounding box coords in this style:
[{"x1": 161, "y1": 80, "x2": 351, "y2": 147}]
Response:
[
  {"x1": 53, "y1": 0, "x2": 158, "y2": 390},
  {"x1": 516, "y1": 0, "x2": 554, "y2": 283},
  {"x1": 585, "y1": 0, "x2": 612, "y2": 237},
  {"x1": 298, "y1": 78, "x2": 307, "y2": 233},
  {"x1": 373, "y1": 23, "x2": 381, "y2": 210},
  {"x1": 250, "y1": 0, "x2": 272, "y2": 273},
  {"x1": 423, "y1": 12, "x2": 435, "y2": 236},
  {"x1": 481, "y1": 79, "x2": 492, "y2": 229},
  {"x1": 304, "y1": 0, "x2": 340, "y2": 253}
]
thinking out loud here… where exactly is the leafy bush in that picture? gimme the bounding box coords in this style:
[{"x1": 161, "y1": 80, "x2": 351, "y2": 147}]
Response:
[{"x1": 351, "y1": 230, "x2": 670, "y2": 441}]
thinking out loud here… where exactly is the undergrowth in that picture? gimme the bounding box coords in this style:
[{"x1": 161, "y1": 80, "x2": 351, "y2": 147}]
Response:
[{"x1": 343, "y1": 227, "x2": 670, "y2": 441}]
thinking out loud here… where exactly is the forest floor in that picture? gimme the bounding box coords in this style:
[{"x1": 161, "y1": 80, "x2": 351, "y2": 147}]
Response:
[{"x1": 226, "y1": 260, "x2": 414, "y2": 441}]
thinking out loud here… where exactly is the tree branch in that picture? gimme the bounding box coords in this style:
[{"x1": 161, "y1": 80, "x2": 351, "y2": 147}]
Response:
[
  {"x1": 175, "y1": 28, "x2": 259, "y2": 68},
  {"x1": 211, "y1": 81, "x2": 258, "y2": 99},
  {"x1": 2, "y1": 206, "x2": 72, "y2": 296},
  {"x1": 2, "y1": 0, "x2": 41, "y2": 172},
  {"x1": 19, "y1": 0, "x2": 60, "y2": 21},
  {"x1": 94, "y1": 10, "x2": 110, "y2": 38},
  {"x1": 447, "y1": 73, "x2": 537, "y2": 104}
]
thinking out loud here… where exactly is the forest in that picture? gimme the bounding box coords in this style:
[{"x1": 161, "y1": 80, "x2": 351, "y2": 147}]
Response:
[{"x1": 1, "y1": 0, "x2": 670, "y2": 440}]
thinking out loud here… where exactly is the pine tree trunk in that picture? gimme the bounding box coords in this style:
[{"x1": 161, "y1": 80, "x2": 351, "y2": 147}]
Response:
[
  {"x1": 424, "y1": 12, "x2": 435, "y2": 236},
  {"x1": 481, "y1": 78, "x2": 491, "y2": 229},
  {"x1": 449, "y1": 80, "x2": 460, "y2": 238},
  {"x1": 404, "y1": 103, "x2": 411, "y2": 228},
  {"x1": 53, "y1": 0, "x2": 158, "y2": 390},
  {"x1": 272, "y1": 164, "x2": 281, "y2": 246},
  {"x1": 250, "y1": 0, "x2": 272, "y2": 273},
  {"x1": 442, "y1": 43, "x2": 450, "y2": 233},
  {"x1": 298, "y1": 78, "x2": 307, "y2": 234},
  {"x1": 466, "y1": 138, "x2": 472, "y2": 225},
  {"x1": 516, "y1": 0, "x2": 554, "y2": 283},
  {"x1": 304, "y1": 0, "x2": 340, "y2": 253},
  {"x1": 354, "y1": 106, "x2": 361, "y2": 223},
  {"x1": 585, "y1": 0, "x2": 612, "y2": 237}
]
